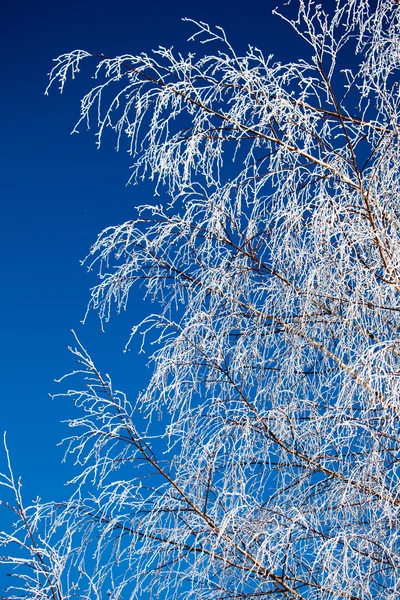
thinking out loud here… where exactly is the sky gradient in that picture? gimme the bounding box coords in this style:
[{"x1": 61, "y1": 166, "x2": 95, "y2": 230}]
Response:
[{"x1": 2, "y1": 0, "x2": 309, "y2": 536}]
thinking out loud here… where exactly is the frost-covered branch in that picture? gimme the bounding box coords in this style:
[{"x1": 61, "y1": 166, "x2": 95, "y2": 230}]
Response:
[{"x1": 3, "y1": 1, "x2": 400, "y2": 598}]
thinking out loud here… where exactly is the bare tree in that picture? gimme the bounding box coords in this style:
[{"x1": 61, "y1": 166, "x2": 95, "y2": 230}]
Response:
[{"x1": 2, "y1": 1, "x2": 400, "y2": 598}]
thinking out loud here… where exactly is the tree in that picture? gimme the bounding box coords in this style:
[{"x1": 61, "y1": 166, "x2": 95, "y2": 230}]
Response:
[{"x1": 2, "y1": 1, "x2": 400, "y2": 598}]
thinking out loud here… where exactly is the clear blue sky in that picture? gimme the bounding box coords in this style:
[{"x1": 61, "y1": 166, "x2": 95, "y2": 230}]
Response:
[{"x1": 1, "y1": 0, "x2": 309, "y2": 519}]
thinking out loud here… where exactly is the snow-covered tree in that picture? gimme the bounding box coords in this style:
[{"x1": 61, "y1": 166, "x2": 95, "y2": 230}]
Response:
[{"x1": 2, "y1": 1, "x2": 400, "y2": 598}]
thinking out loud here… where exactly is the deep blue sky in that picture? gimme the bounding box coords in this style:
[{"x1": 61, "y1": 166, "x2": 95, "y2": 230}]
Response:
[{"x1": 1, "y1": 0, "x2": 306, "y2": 523}]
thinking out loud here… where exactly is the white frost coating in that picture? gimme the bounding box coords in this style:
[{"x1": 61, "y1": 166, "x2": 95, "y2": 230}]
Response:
[{"x1": 2, "y1": 1, "x2": 400, "y2": 598}]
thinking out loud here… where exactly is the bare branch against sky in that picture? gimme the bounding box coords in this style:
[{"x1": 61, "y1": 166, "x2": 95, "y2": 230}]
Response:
[{"x1": 2, "y1": 1, "x2": 400, "y2": 598}]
